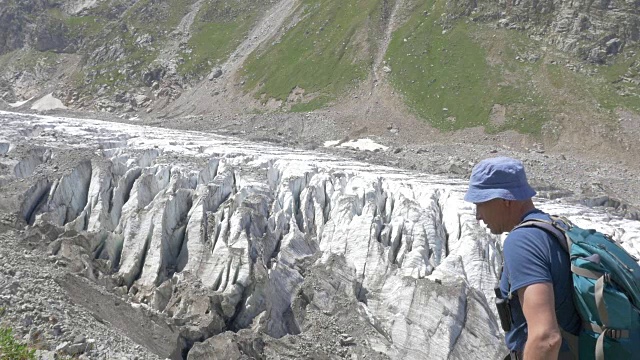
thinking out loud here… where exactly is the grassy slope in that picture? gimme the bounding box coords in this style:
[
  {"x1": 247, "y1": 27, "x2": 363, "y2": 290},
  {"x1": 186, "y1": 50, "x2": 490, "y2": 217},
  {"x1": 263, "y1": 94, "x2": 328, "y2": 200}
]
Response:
[
  {"x1": 0, "y1": 326, "x2": 35, "y2": 360},
  {"x1": 240, "y1": 0, "x2": 385, "y2": 110},
  {"x1": 385, "y1": 0, "x2": 640, "y2": 136},
  {"x1": 2, "y1": 0, "x2": 639, "y2": 138},
  {"x1": 386, "y1": 0, "x2": 547, "y2": 134},
  {"x1": 566, "y1": 54, "x2": 640, "y2": 113},
  {"x1": 177, "y1": 0, "x2": 270, "y2": 78},
  {"x1": 81, "y1": 0, "x2": 268, "y2": 87}
]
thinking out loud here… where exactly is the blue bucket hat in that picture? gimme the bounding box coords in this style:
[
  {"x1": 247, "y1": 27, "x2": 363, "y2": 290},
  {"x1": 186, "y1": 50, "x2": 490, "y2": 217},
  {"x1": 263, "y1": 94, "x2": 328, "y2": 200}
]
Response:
[{"x1": 464, "y1": 157, "x2": 536, "y2": 203}]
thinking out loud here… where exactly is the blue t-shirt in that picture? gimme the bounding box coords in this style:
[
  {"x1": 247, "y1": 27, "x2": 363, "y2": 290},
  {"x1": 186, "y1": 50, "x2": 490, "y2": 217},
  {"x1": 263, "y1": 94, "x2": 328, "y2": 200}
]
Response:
[{"x1": 499, "y1": 209, "x2": 581, "y2": 352}]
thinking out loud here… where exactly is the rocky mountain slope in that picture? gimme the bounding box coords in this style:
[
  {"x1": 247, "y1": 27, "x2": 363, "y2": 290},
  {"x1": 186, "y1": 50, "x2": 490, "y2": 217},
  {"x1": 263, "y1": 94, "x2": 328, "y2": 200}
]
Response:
[
  {"x1": 0, "y1": 0, "x2": 640, "y2": 205},
  {"x1": 1, "y1": 0, "x2": 639, "y2": 162}
]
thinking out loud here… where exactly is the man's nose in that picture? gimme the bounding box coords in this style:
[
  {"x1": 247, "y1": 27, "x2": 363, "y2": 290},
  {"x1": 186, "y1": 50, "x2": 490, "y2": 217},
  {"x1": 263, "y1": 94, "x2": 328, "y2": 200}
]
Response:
[{"x1": 475, "y1": 208, "x2": 481, "y2": 221}]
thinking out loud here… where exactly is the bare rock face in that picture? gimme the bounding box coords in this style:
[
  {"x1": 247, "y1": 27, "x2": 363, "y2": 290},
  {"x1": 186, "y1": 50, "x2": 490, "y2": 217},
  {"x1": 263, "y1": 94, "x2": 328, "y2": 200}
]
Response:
[
  {"x1": 33, "y1": 17, "x2": 73, "y2": 53},
  {"x1": 473, "y1": 0, "x2": 640, "y2": 61},
  {"x1": 0, "y1": 2, "x2": 29, "y2": 55},
  {"x1": 1, "y1": 111, "x2": 639, "y2": 359},
  {"x1": 62, "y1": 0, "x2": 101, "y2": 15},
  {"x1": 1, "y1": 0, "x2": 638, "y2": 112},
  {"x1": 187, "y1": 330, "x2": 265, "y2": 360},
  {"x1": 0, "y1": 1, "x2": 80, "y2": 56}
]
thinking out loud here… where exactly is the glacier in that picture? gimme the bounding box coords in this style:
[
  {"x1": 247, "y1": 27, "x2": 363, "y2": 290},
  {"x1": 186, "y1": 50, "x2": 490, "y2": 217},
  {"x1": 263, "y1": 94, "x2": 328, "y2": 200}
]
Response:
[{"x1": 1, "y1": 110, "x2": 638, "y2": 359}]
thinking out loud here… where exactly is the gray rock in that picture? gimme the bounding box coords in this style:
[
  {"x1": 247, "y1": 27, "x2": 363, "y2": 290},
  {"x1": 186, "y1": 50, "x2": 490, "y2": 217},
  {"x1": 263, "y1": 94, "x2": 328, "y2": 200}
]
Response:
[
  {"x1": 208, "y1": 68, "x2": 223, "y2": 80},
  {"x1": 34, "y1": 18, "x2": 71, "y2": 53},
  {"x1": 73, "y1": 334, "x2": 86, "y2": 344},
  {"x1": 339, "y1": 334, "x2": 355, "y2": 346},
  {"x1": 35, "y1": 350, "x2": 56, "y2": 360},
  {"x1": 66, "y1": 342, "x2": 87, "y2": 356},
  {"x1": 28, "y1": 327, "x2": 42, "y2": 341},
  {"x1": 606, "y1": 38, "x2": 622, "y2": 55},
  {"x1": 135, "y1": 95, "x2": 151, "y2": 107},
  {"x1": 587, "y1": 47, "x2": 607, "y2": 64},
  {"x1": 86, "y1": 338, "x2": 96, "y2": 352},
  {"x1": 135, "y1": 34, "x2": 154, "y2": 47},
  {"x1": 55, "y1": 341, "x2": 70, "y2": 352}
]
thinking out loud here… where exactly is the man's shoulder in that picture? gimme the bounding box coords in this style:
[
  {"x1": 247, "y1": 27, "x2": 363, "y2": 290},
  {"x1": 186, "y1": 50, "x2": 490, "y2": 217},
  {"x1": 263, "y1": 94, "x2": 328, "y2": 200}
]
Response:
[
  {"x1": 505, "y1": 213, "x2": 556, "y2": 253},
  {"x1": 509, "y1": 210, "x2": 553, "y2": 239},
  {"x1": 521, "y1": 209, "x2": 551, "y2": 222}
]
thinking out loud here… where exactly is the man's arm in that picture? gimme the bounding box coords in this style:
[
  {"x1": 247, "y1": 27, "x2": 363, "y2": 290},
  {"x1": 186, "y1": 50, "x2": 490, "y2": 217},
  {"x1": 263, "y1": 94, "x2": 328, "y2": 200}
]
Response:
[{"x1": 518, "y1": 282, "x2": 562, "y2": 359}]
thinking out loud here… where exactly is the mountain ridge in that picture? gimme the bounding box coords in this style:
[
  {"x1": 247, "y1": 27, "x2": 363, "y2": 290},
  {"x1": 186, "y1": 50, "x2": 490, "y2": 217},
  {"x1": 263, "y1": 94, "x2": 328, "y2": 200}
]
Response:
[{"x1": 1, "y1": 0, "x2": 639, "y2": 174}]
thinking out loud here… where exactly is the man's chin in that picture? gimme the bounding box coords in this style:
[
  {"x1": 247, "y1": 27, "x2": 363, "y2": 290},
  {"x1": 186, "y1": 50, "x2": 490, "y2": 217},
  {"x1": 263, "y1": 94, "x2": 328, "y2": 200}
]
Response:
[{"x1": 480, "y1": 223, "x2": 503, "y2": 235}]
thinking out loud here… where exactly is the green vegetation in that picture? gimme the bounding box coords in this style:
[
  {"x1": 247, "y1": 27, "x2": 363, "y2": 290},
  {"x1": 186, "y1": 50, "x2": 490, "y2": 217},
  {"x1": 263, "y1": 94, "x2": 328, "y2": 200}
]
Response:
[
  {"x1": 123, "y1": 0, "x2": 196, "y2": 34},
  {"x1": 384, "y1": 0, "x2": 640, "y2": 136},
  {"x1": 0, "y1": 49, "x2": 59, "y2": 72},
  {"x1": 388, "y1": 15, "x2": 491, "y2": 131},
  {"x1": 80, "y1": 0, "x2": 197, "y2": 90},
  {"x1": 591, "y1": 52, "x2": 640, "y2": 112},
  {"x1": 178, "y1": 0, "x2": 268, "y2": 78},
  {"x1": 42, "y1": 8, "x2": 103, "y2": 43},
  {"x1": 537, "y1": 48, "x2": 640, "y2": 126},
  {"x1": 45, "y1": 7, "x2": 65, "y2": 20},
  {"x1": 290, "y1": 97, "x2": 330, "y2": 112},
  {"x1": 179, "y1": 22, "x2": 241, "y2": 76},
  {"x1": 386, "y1": 0, "x2": 550, "y2": 135},
  {"x1": 64, "y1": 16, "x2": 103, "y2": 37},
  {"x1": 0, "y1": 327, "x2": 35, "y2": 360},
  {"x1": 241, "y1": 0, "x2": 384, "y2": 109},
  {"x1": 3, "y1": 0, "x2": 639, "y2": 139}
]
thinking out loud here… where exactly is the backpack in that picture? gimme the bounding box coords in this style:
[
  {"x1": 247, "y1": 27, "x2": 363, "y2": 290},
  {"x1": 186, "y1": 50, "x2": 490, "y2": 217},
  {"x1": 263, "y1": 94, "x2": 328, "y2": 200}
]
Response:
[{"x1": 515, "y1": 215, "x2": 640, "y2": 360}]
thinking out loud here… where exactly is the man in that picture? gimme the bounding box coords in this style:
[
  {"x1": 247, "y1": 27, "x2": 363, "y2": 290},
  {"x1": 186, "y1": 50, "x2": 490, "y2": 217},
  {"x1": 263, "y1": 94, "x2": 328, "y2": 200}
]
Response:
[{"x1": 464, "y1": 157, "x2": 580, "y2": 360}]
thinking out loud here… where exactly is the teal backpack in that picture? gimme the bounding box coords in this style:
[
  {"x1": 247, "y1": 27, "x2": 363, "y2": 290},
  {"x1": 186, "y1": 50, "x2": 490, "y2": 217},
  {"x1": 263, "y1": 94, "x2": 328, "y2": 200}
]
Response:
[{"x1": 516, "y1": 215, "x2": 640, "y2": 360}]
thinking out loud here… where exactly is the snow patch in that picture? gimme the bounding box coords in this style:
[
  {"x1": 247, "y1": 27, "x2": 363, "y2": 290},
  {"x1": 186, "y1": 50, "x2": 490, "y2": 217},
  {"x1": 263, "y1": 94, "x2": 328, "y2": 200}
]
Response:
[
  {"x1": 31, "y1": 94, "x2": 67, "y2": 111},
  {"x1": 324, "y1": 138, "x2": 389, "y2": 151},
  {"x1": 8, "y1": 98, "x2": 33, "y2": 108}
]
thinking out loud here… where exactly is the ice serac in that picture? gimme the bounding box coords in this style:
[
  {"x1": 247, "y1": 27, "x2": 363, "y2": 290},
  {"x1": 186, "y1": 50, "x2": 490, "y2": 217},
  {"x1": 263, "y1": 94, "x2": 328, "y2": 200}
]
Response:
[
  {"x1": 177, "y1": 168, "x2": 235, "y2": 278},
  {"x1": 7, "y1": 113, "x2": 640, "y2": 359},
  {"x1": 117, "y1": 165, "x2": 173, "y2": 288},
  {"x1": 34, "y1": 160, "x2": 92, "y2": 227},
  {"x1": 0, "y1": 140, "x2": 10, "y2": 155},
  {"x1": 14, "y1": 147, "x2": 51, "y2": 178},
  {"x1": 379, "y1": 276, "x2": 502, "y2": 359},
  {"x1": 21, "y1": 178, "x2": 51, "y2": 225},
  {"x1": 12, "y1": 142, "x2": 512, "y2": 359}
]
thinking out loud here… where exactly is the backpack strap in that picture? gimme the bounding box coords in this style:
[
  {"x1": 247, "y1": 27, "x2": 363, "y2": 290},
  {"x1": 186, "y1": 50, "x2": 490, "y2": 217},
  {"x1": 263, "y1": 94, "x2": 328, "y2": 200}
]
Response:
[
  {"x1": 512, "y1": 217, "x2": 581, "y2": 359},
  {"x1": 513, "y1": 217, "x2": 571, "y2": 253},
  {"x1": 514, "y1": 218, "x2": 606, "y2": 281},
  {"x1": 514, "y1": 216, "x2": 628, "y2": 360}
]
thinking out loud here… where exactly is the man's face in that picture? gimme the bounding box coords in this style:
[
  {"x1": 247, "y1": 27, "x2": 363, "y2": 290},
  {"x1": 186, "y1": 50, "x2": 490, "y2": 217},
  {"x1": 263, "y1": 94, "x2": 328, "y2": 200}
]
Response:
[{"x1": 474, "y1": 198, "x2": 509, "y2": 234}]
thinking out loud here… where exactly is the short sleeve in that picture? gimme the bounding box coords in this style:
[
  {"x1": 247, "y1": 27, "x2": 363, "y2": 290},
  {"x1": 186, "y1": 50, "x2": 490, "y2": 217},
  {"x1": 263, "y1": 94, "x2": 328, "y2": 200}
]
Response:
[{"x1": 503, "y1": 228, "x2": 553, "y2": 293}]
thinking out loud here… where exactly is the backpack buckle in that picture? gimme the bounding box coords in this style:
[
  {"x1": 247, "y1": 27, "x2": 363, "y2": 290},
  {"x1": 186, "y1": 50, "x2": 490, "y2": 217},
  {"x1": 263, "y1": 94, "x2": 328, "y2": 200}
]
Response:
[
  {"x1": 550, "y1": 216, "x2": 572, "y2": 232},
  {"x1": 603, "y1": 327, "x2": 627, "y2": 339}
]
